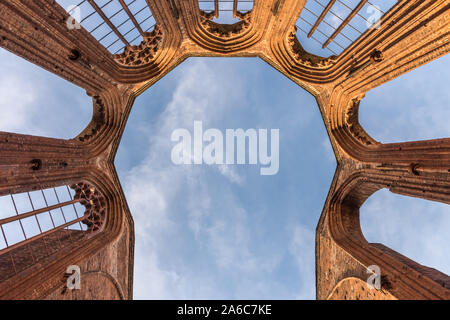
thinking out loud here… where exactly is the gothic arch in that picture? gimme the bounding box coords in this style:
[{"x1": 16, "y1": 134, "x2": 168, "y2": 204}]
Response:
[{"x1": 317, "y1": 168, "x2": 450, "y2": 299}]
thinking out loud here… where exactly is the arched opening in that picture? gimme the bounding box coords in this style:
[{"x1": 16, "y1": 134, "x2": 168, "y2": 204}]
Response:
[
  {"x1": 360, "y1": 189, "x2": 450, "y2": 277},
  {"x1": 56, "y1": 0, "x2": 156, "y2": 54},
  {"x1": 0, "y1": 48, "x2": 92, "y2": 139},
  {"x1": 198, "y1": 0, "x2": 254, "y2": 24},
  {"x1": 359, "y1": 53, "x2": 450, "y2": 143},
  {"x1": 0, "y1": 181, "x2": 106, "y2": 282},
  {"x1": 115, "y1": 57, "x2": 336, "y2": 299}
]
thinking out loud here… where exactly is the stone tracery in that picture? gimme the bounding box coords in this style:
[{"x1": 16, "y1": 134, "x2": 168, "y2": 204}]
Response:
[{"x1": 0, "y1": 0, "x2": 448, "y2": 300}]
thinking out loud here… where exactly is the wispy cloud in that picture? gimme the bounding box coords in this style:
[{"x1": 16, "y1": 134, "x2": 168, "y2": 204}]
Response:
[
  {"x1": 217, "y1": 165, "x2": 244, "y2": 185},
  {"x1": 121, "y1": 59, "x2": 289, "y2": 299}
]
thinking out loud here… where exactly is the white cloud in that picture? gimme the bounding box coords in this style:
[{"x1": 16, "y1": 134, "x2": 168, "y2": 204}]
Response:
[
  {"x1": 217, "y1": 165, "x2": 244, "y2": 185},
  {"x1": 122, "y1": 59, "x2": 288, "y2": 299}
]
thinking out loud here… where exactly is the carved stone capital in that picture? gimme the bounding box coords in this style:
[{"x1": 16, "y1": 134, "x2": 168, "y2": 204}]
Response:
[
  {"x1": 71, "y1": 182, "x2": 107, "y2": 234},
  {"x1": 288, "y1": 27, "x2": 338, "y2": 69},
  {"x1": 113, "y1": 25, "x2": 163, "y2": 67},
  {"x1": 199, "y1": 10, "x2": 252, "y2": 38}
]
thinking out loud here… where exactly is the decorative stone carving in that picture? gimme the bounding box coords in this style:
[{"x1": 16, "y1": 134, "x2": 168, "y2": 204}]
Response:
[
  {"x1": 78, "y1": 96, "x2": 106, "y2": 142},
  {"x1": 113, "y1": 25, "x2": 163, "y2": 66},
  {"x1": 199, "y1": 10, "x2": 215, "y2": 20},
  {"x1": 199, "y1": 10, "x2": 252, "y2": 38},
  {"x1": 71, "y1": 182, "x2": 107, "y2": 234},
  {"x1": 345, "y1": 98, "x2": 378, "y2": 146},
  {"x1": 1, "y1": 0, "x2": 449, "y2": 301},
  {"x1": 288, "y1": 27, "x2": 338, "y2": 68}
]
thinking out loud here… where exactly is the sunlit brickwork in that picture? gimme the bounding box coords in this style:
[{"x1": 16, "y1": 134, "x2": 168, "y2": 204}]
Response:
[{"x1": 0, "y1": 0, "x2": 448, "y2": 299}]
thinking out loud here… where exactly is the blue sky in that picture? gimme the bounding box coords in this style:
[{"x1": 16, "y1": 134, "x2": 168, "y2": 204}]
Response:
[
  {"x1": 114, "y1": 58, "x2": 335, "y2": 299},
  {"x1": 0, "y1": 39, "x2": 449, "y2": 299}
]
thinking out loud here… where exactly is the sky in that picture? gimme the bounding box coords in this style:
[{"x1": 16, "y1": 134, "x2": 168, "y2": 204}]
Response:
[
  {"x1": 114, "y1": 57, "x2": 335, "y2": 299},
  {"x1": 0, "y1": 0, "x2": 449, "y2": 299}
]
